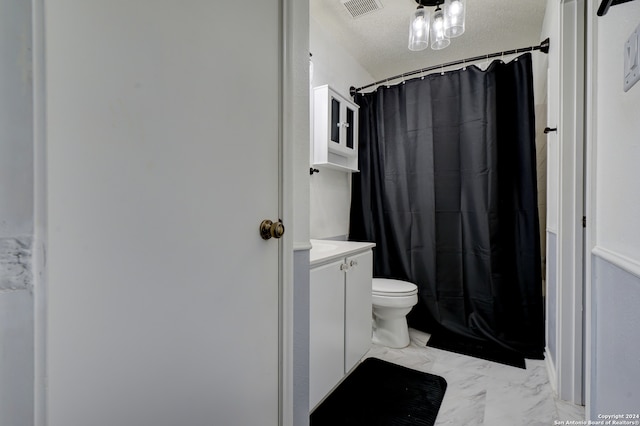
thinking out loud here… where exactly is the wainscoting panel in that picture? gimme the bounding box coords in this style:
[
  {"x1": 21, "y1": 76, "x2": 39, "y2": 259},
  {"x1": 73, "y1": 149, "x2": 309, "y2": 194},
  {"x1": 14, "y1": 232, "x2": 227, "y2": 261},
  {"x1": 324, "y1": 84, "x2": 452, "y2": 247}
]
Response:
[{"x1": 591, "y1": 248, "x2": 640, "y2": 417}]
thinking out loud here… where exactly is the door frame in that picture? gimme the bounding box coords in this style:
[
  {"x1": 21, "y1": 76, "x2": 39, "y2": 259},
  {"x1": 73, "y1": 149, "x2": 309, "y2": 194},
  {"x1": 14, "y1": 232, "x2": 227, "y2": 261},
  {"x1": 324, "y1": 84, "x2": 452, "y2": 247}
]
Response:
[
  {"x1": 280, "y1": 0, "x2": 298, "y2": 424},
  {"x1": 583, "y1": 0, "x2": 598, "y2": 416},
  {"x1": 32, "y1": 1, "x2": 299, "y2": 424},
  {"x1": 555, "y1": 0, "x2": 586, "y2": 405}
]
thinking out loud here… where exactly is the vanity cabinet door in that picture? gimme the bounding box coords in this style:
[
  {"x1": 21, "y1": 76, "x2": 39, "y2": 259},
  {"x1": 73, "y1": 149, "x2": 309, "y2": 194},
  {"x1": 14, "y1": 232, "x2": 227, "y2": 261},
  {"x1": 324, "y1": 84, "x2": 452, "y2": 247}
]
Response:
[
  {"x1": 309, "y1": 259, "x2": 345, "y2": 409},
  {"x1": 344, "y1": 250, "x2": 373, "y2": 373}
]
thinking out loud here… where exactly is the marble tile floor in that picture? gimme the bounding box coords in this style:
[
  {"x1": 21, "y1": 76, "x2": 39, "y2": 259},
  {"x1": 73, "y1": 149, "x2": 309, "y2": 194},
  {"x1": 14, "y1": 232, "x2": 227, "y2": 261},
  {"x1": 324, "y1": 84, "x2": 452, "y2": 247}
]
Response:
[{"x1": 363, "y1": 328, "x2": 585, "y2": 426}]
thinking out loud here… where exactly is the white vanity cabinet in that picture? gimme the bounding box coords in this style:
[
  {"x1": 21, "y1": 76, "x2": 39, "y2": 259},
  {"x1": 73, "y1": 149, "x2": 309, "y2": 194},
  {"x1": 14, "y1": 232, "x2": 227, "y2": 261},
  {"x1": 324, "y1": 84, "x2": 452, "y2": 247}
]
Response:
[
  {"x1": 312, "y1": 85, "x2": 359, "y2": 172},
  {"x1": 309, "y1": 241, "x2": 374, "y2": 410}
]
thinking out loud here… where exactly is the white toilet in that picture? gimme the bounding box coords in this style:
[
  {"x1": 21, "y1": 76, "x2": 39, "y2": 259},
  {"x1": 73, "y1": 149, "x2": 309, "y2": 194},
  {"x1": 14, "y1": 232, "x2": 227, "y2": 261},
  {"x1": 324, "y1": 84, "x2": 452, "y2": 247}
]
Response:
[{"x1": 371, "y1": 278, "x2": 419, "y2": 348}]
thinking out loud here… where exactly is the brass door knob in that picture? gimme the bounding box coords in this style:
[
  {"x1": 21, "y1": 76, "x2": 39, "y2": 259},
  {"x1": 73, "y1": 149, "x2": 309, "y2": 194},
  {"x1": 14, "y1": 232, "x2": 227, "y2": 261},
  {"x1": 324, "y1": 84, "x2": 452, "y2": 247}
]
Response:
[{"x1": 260, "y1": 219, "x2": 285, "y2": 240}]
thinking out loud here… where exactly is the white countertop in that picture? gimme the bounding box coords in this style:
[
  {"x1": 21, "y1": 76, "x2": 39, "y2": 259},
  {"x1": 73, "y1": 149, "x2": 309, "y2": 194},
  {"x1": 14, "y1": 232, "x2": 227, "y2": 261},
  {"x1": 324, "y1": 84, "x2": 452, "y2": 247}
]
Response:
[{"x1": 309, "y1": 239, "x2": 375, "y2": 267}]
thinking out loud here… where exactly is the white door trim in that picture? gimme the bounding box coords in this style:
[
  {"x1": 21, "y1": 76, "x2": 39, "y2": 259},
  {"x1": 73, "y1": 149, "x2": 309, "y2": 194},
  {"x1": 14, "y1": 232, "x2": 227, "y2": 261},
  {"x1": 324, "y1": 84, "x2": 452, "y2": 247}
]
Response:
[
  {"x1": 280, "y1": 0, "x2": 296, "y2": 424},
  {"x1": 583, "y1": 0, "x2": 598, "y2": 417},
  {"x1": 556, "y1": 0, "x2": 586, "y2": 405}
]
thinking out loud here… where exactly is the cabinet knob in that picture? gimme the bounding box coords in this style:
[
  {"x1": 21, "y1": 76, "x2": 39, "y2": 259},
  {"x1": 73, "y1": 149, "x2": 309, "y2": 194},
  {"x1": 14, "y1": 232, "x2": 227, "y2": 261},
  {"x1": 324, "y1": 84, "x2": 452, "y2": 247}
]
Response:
[
  {"x1": 349, "y1": 260, "x2": 358, "y2": 267},
  {"x1": 340, "y1": 263, "x2": 349, "y2": 271}
]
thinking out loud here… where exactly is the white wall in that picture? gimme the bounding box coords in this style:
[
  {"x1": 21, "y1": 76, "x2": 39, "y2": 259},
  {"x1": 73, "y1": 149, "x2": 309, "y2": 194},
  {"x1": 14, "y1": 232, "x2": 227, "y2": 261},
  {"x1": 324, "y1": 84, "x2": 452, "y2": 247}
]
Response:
[
  {"x1": 309, "y1": 17, "x2": 374, "y2": 239},
  {"x1": 0, "y1": 0, "x2": 34, "y2": 424},
  {"x1": 593, "y1": 4, "x2": 640, "y2": 259},
  {"x1": 588, "y1": 0, "x2": 640, "y2": 417},
  {"x1": 543, "y1": 0, "x2": 560, "y2": 234},
  {"x1": 291, "y1": 2, "x2": 310, "y2": 249}
]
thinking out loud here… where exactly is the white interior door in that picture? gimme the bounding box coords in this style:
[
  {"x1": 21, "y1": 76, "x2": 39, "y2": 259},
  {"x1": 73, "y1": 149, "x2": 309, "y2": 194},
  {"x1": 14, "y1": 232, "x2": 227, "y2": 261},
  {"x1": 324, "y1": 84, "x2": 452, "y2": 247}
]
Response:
[{"x1": 45, "y1": 2, "x2": 282, "y2": 425}]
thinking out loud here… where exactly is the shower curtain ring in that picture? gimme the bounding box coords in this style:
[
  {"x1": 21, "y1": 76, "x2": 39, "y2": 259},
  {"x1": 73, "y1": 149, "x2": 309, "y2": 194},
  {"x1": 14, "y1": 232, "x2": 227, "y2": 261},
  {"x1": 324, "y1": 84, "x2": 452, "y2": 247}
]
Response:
[{"x1": 420, "y1": 68, "x2": 425, "y2": 80}]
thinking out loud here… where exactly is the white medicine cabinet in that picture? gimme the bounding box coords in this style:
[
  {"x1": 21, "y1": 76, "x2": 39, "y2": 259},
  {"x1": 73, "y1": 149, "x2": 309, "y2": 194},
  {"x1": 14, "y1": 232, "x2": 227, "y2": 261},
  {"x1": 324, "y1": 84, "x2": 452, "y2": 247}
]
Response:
[{"x1": 312, "y1": 85, "x2": 359, "y2": 172}]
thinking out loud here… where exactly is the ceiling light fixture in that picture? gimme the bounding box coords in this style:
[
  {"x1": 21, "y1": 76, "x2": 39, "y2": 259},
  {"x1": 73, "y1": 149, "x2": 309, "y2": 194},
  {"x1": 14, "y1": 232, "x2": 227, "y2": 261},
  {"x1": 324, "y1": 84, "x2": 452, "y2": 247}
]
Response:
[{"x1": 408, "y1": 0, "x2": 466, "y2": 52}]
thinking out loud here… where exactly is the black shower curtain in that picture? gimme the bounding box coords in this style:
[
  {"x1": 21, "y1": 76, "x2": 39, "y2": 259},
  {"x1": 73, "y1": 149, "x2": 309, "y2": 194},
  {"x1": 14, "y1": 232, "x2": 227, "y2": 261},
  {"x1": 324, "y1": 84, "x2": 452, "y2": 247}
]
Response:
[{"x1": 349, "y1": 53, "x2": 543, "y2": 357}]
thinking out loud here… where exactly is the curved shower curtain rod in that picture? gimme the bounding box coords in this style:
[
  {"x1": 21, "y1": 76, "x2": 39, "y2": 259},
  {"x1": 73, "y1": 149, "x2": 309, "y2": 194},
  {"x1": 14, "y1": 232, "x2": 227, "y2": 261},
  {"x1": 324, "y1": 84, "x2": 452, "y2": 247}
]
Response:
[{"x1": 350, "y1": 38, "x2": 550, "y2": 96}]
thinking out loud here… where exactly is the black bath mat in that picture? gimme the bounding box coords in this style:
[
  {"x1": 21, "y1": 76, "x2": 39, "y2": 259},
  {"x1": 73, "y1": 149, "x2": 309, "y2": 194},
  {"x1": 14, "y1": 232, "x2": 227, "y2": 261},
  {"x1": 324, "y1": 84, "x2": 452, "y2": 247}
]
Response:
[
  {"x1": 427, "y1": 332, "x2": 526, "y2": 369},
  {"x1": 310, "y1": 357, "x2": 447, "y2": 426}
]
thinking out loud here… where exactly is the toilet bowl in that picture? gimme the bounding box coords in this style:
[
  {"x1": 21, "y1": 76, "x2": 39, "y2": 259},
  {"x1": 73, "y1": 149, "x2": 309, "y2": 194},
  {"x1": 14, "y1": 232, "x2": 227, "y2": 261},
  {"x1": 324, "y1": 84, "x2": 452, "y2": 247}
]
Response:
[{"x1": 371, "y1": 278, "x2": 418, "y2": 349}]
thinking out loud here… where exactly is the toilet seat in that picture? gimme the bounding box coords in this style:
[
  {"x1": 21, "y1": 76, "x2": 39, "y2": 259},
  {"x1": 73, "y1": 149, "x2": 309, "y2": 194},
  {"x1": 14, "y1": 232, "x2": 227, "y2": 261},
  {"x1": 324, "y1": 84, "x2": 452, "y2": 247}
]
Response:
[
  {"x1": 373, "y1": 289, "x2": 418, "y2": 297},
  {"x1": 372, "y1": 278, "x2": 418, "y2": 297}
]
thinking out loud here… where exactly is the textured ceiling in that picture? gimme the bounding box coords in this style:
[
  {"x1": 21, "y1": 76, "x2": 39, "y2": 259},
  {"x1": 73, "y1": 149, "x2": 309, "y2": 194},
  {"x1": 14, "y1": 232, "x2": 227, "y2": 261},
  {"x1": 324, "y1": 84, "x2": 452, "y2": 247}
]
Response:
[{"x1": 310, "y1": 0, "x2": 548, "y2": 82}]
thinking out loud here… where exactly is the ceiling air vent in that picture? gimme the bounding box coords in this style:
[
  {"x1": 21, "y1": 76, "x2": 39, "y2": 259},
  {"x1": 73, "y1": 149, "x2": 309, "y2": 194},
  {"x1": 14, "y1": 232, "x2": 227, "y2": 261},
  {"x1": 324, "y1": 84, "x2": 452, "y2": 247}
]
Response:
[{"x1": 341, "y1": 0, "x2": 384, "y2": 19}]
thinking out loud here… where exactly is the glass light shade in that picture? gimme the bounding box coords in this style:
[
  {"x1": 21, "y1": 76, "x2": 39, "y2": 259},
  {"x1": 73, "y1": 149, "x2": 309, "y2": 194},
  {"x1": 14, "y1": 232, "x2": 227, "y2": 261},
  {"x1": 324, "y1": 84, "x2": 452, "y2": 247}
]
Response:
[
  {"x1": 408, "y1": 7, "x2": 430, "y2": 51},
  {"x1": 430, "y1": 8, "x2": 450, "y2": 50},
  {"x1": 444, "y1": 0, "x2": 466, "y2": 38}
]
